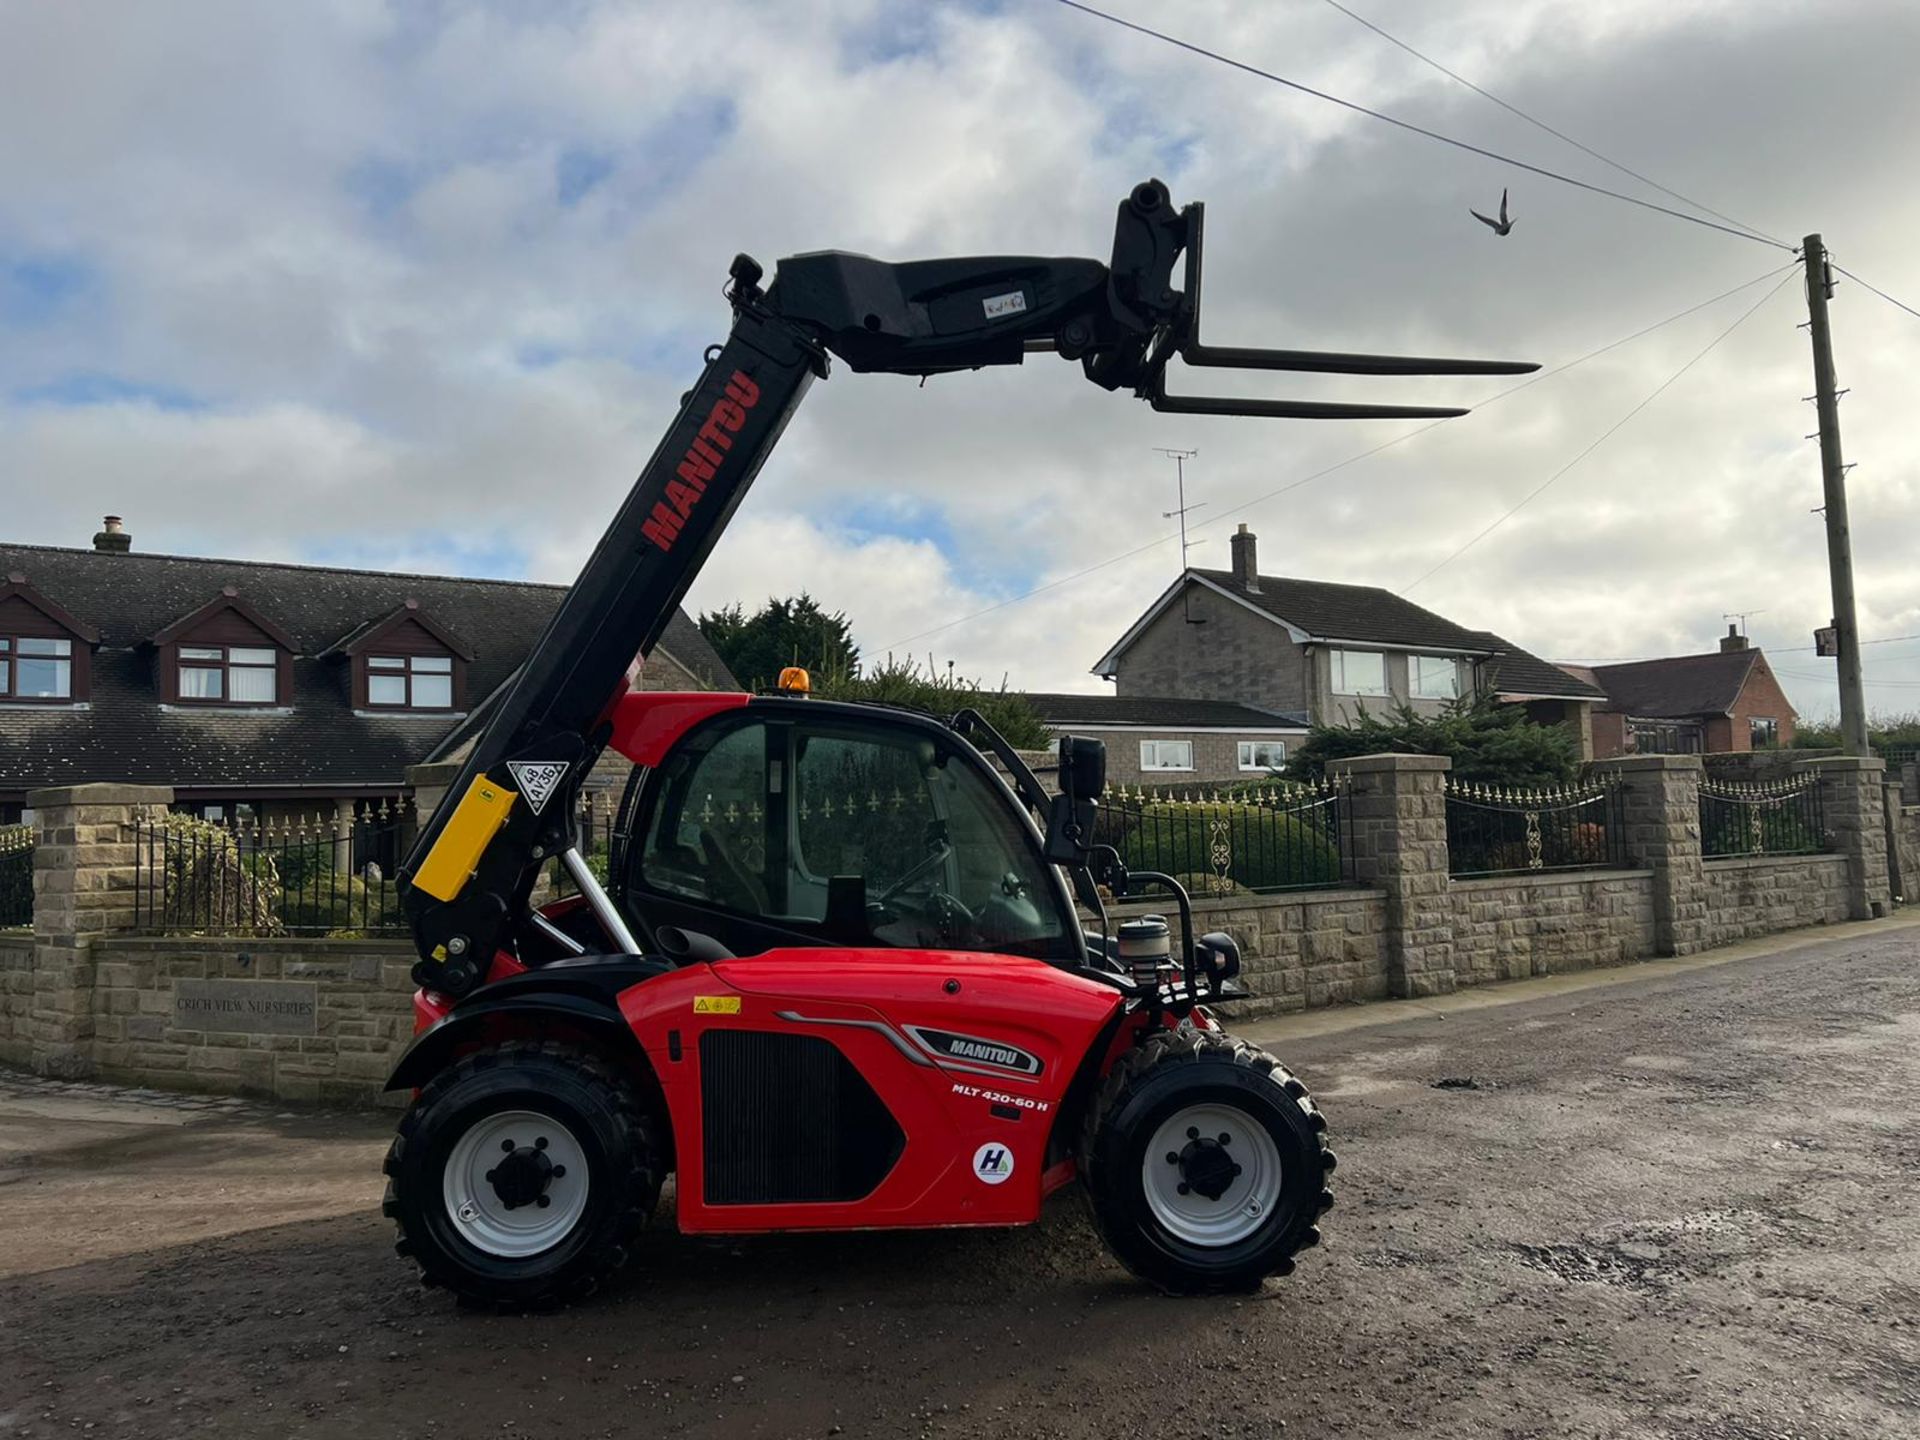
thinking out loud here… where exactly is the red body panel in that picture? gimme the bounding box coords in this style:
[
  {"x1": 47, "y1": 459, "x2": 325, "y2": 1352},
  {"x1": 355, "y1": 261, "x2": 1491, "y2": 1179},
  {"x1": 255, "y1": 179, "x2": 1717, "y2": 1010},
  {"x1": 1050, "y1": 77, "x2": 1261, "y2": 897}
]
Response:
[
  {"x1": 619, "y1": 949, "x2": 1123, "y2": 1233},
  {"x1": 608, "y1": 690, "x2": 748, "y2": 767}
]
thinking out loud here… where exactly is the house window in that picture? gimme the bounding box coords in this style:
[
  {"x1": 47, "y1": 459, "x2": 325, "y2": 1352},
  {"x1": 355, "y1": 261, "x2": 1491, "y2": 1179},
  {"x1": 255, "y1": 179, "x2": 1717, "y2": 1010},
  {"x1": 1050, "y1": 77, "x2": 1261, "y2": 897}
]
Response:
[
  {"x1": 178, "y1": 645, "x2": 278, "y2": 704},
  {"x1": 1238, "y1": 740, "x2": 1288, "y2": 771},
  {"x1": 1330, "y1": 649, "x2": 1388, "y2": 697},
  {"x1": 1411, "y1": 654, "x2": 1459, "y2": 700},
  {"x1": 1750, "y1": 716, "x2": 1779, "y2": 749},
  {"x1": 366, "y1": 654, "x2": 455, "y2": 710},
  {"x1": 1139, "y1": 740, "x2": 1194, "y2": 772},
  {"x1": 1628, "y1": 719, "x2": 1704, "y2": 754},
  {"x1": 0, "y1": 636, "x2": 72, "y2": 700}
]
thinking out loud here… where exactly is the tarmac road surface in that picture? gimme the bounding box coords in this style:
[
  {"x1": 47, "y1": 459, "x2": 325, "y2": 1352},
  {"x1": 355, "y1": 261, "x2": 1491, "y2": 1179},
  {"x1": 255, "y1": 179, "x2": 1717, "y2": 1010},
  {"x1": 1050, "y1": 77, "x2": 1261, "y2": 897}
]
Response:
[{"x1": 2, "y1": 917, "x2": 1917, "y2": 1439}]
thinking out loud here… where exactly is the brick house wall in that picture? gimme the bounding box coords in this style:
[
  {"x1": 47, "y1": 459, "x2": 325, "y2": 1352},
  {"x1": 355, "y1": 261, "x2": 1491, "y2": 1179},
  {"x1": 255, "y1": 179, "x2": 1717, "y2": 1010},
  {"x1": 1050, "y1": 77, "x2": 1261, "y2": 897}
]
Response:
[
  {"x1": 1703, "y1": 653, "x2": 1796, "y2": 752},
  {"x1": 1078, "y1": 728, "x2": 1299, "y2": 788},
  {"x1": 1112, "y1": 584, "x2": 1313, "y2": 715}
]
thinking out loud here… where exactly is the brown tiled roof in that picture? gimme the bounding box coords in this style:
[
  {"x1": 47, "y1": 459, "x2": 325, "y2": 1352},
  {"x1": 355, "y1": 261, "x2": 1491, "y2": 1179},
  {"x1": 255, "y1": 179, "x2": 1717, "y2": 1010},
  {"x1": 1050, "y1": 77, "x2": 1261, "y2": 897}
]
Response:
[
  {"x1": 1189, "y1": 569, "x2": 1500, "y2": 652},
  {"x1": 1027, "y1": 693, "x2": 1308, "y2": 729},
  {"x1": 1588, "y1": 650, "x2": 1758, "y2": 718}
]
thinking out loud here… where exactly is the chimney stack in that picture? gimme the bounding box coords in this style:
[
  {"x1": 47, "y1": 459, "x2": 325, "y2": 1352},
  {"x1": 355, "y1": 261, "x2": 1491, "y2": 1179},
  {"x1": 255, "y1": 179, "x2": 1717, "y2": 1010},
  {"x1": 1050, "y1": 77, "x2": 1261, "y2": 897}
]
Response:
[
  {"x1": 1230, "y1": 524, "x2": 1260, "y2": 593},
  {"x1": 1720, "y1": 622, "x2": 1749, "y2": 653},
  {"x1": 92, "y1": 515, "x2": 131, "y2": 554}
]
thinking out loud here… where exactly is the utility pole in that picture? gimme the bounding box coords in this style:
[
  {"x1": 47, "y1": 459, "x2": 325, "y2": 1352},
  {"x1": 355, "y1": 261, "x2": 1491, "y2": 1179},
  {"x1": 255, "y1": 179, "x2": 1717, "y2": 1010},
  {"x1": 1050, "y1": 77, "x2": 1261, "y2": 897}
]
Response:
[{"x1": 1802, "y1": 235, "x2": 1869, "y2": 757}]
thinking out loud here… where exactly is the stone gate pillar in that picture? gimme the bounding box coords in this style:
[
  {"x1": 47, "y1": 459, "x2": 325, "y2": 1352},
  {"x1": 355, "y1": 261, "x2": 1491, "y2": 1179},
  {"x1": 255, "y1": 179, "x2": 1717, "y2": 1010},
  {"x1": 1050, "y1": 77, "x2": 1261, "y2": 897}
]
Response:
[
  {"x1": 1796, "y1": 755, "x2": 1890, "y2": 921},
  {"x1": 1331, "y1": 753, "x2": 1454, "y2": 998},
  {"x1": 26, "y1": 783, "x2": 173, "y2": 1076},
  {"x1": 1593, "y1": 755, "x2": 1705, "y2": 956}
]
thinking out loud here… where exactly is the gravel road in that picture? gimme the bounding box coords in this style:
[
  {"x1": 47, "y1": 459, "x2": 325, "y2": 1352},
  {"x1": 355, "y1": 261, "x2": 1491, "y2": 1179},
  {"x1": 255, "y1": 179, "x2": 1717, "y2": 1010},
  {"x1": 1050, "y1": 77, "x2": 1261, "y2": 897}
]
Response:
[{"x1": 2, "y1": 920, "x2": 1917, "y2": 1439}]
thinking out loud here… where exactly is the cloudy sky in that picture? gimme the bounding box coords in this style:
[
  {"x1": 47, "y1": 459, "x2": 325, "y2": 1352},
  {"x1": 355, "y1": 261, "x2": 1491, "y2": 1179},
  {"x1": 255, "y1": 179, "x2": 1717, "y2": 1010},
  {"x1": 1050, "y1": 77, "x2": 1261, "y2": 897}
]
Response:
[{"x1": 5, "y1": 0, "x2": 1919, "y2": 718}]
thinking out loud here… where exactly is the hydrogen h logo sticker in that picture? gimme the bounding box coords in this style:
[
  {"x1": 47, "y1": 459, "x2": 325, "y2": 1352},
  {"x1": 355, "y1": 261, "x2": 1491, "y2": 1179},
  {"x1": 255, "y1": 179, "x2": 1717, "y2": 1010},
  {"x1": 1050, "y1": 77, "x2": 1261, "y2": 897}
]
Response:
[
  {"x1": 506, "y1": 760, "x2": 568, "y2": 816},
  {"x1": 972, "y1": 1143, "x2": 1015, "y2": 1186}
]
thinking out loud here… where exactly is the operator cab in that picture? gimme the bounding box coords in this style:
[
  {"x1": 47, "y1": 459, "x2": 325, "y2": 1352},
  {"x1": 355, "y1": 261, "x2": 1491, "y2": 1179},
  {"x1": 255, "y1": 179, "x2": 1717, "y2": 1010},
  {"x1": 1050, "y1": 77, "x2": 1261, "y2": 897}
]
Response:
[{"x1": 607, "y1": 697, "x2": 1087, "y2": 967}]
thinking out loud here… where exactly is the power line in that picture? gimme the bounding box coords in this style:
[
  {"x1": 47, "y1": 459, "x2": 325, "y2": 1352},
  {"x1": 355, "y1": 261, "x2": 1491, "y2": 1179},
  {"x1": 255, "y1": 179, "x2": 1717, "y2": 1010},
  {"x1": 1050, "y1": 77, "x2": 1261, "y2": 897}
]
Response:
[
  {"x1": 880, "y1": 263, "x2": 1794, "y2": 649},
  {"x1": 1831, "y1": 263, "x2": 1920, "y2": 324},
  {"x1": 1400, "y1": 267, "x2": 1799, "y2": 594},
  {"x1": 1050, "y1": 0, "x2": 1796, "y2": 252},
  {"x1": 1560, "y1": 632, "x2": 1920, "y2": 664},
  {"x1": 1316, "y1": 0, "x2": 1784, "y2": 247}
]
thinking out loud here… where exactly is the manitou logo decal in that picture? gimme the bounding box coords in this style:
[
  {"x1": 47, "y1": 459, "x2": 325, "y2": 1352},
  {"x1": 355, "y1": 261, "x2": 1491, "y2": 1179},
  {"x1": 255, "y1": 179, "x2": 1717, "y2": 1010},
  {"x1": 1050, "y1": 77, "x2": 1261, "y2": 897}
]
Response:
[
  {"x1": 972, "y1": 1142, "x2": 1015, "y2": 1185},
  {"x1": 908, "y1": 1027, "x2": 1044, "y2": 1078},
  {"x1": 640, "y1": 370, "x2": 761, "y2": 553}
]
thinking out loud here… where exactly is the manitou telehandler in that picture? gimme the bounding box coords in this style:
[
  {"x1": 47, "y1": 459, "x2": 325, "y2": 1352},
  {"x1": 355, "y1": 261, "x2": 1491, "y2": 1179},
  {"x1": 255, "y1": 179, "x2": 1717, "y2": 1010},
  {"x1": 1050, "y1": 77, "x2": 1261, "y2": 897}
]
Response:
[{"x1": 383, "y1": 180, "x2": 1533, "y2": 1305}]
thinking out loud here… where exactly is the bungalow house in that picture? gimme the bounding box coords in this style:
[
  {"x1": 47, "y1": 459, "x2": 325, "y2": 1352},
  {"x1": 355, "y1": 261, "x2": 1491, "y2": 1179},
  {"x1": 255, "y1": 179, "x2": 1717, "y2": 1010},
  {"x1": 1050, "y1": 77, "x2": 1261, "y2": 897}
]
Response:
[
  {"x1": 1578, "y1": 626, "x2": 1796, "y2": 757},
  {"x1": 1026, "y1": 693, "x2": 1308, "y2": 788},
  {"x1": 1089, "y1": 525, "x2": 1605, "y2": 757},
  {"x1": 0, "y1": 518, "x2": 736, "y2": 828}
]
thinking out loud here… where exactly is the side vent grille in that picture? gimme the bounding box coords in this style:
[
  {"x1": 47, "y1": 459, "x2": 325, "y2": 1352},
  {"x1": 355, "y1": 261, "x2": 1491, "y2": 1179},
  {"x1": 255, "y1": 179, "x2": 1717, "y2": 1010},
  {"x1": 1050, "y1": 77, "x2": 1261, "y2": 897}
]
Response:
[{"x1": 700, "y1": 1030, "x2": 904, "y2": 1205}]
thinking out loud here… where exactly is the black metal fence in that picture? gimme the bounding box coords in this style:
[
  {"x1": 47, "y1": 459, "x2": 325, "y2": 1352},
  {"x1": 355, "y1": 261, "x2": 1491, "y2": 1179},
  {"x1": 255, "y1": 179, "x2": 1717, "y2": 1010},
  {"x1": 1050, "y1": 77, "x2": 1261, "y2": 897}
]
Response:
[
  {"x1": 1091, "y1": 779, "x2": 1350, "y2": 895},
  {"x1": 1445, "y1": 778, "x2": 1625, "y2": 878},
  {"x1": 131, "y1": 801, "x2": 414, "y2": 937},
  {"x1": 0, "y1": 823, "x2": 31, "y2": 929},
  {"x1": 1699, "y1": 775, "x2": 1830, "y2": 859}
]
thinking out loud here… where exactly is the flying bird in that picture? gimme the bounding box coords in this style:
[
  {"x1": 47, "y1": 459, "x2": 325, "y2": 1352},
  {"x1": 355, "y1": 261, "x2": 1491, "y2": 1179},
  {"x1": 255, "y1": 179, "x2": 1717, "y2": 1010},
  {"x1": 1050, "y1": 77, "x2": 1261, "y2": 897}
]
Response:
[{"x1": 1470, "y1": 188, "x2": 1514, "y2": 236}]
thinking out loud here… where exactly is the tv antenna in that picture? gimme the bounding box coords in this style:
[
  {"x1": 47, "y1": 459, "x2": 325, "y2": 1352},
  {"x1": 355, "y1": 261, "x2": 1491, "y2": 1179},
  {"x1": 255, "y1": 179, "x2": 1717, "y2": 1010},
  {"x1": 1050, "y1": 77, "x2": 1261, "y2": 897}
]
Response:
[
  {"x1": 1723, "y1": 609, "x2": 1767, "y2": 636},
  {"x1": 1156, "y1": 448, "x2": 1202, "y2": 561}
]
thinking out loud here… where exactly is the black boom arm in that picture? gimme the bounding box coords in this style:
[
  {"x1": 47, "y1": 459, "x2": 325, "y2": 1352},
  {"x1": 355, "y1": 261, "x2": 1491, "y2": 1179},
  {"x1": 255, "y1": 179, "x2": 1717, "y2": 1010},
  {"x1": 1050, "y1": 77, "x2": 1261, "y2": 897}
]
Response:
[{"x1": 400, "y1": 179, "x2": 1535, "y2": 995}]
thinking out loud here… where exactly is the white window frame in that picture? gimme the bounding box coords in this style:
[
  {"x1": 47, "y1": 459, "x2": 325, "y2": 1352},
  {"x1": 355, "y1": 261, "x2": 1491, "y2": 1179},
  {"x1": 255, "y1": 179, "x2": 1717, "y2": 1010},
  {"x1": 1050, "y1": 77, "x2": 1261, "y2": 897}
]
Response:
[
  {"x1": 1237, "y1": 740, "x2": 1288, "y2": 772},
  {"x1": 1330, "y1": 648, "x2": 1388, "y2": 697},
  {"x1": 1411, "y1": 654, "x2": 1460, "y2": 700},
  {"x1": 1138, "y1": 739, "x2": 1195, "y2": 772}
]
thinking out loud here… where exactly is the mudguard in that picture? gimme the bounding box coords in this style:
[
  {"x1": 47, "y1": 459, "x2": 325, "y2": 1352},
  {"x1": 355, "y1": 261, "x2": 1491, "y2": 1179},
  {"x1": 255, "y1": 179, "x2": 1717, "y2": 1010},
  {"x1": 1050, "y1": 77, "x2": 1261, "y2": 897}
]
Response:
[{"x1": 384, "y1": 956, "x2": 672, "y2": 1091}]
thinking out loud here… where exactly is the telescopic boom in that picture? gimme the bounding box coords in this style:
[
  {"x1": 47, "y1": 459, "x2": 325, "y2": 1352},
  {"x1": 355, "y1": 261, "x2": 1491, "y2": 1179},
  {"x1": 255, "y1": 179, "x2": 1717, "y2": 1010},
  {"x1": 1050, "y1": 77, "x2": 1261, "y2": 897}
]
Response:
[{"x1": 400, "y1": 179, "x2": 1536, "y2": 996}]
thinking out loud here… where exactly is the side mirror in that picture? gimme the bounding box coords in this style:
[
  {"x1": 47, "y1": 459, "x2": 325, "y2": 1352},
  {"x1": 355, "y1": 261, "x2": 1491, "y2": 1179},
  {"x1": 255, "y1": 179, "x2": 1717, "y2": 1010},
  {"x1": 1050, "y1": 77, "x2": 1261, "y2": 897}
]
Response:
[
  {"x1": 1058, "y1": 734, "x2": 1106, "y2": 801},
  {"x1": 1043, "y1": 792, "x2": 1097, "y2": 867}
]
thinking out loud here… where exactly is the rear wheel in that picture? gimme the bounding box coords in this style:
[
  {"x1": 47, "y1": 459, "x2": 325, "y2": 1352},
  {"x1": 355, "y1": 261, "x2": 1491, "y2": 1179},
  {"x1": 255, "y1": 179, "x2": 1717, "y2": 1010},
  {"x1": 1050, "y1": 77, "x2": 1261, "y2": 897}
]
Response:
[
  {"x1": 1080, "y1": 1030, "x2": 1334, "y2": 1294},
  {"x1": 383, "y1": 1040, "x2": 662, "y2": 1307}
]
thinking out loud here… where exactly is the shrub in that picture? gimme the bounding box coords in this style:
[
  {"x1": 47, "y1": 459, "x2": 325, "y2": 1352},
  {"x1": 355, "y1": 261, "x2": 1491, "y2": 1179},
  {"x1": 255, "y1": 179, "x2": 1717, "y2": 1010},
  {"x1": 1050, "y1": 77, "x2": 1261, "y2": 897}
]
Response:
[
  {"x1": 277, "y1": 872, "x2": 403, "y2": 935},
  {"x1": 156, "y1": 815, "x2": 282, "y2": 935},
  {"x1": 1285, "y1": 694, "x2": 1578, "y2": 788},
  {"x1": 816, "y1": 656, "x2": 1053, "y2": 751}
]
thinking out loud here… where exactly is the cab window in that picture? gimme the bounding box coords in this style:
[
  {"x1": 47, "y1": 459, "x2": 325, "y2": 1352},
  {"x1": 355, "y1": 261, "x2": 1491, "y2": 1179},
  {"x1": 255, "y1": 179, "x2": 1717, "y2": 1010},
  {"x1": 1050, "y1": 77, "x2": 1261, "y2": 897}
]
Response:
[{"x1": 630, "y1": 714, "x2": 1072, "y2": 960}]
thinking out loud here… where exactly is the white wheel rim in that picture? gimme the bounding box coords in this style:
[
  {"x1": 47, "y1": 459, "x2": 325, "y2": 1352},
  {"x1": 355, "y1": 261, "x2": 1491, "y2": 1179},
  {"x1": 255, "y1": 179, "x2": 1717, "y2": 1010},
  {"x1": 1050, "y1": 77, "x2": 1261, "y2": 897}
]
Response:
[
  {"x1": 442, "y1": 1108, "x2": 591, "y2": 1259},
  {"x1": 1142, "y1": 1102, "x2": 1284, "y2": 1247}
]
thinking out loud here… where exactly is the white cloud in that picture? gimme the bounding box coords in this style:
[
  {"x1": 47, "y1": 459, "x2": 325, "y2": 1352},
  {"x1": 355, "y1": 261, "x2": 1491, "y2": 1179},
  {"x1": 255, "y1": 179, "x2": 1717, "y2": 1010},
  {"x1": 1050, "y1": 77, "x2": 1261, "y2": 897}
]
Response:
[{"x1": 3, "y1": 0, "x2": 1920, "y2": 722}]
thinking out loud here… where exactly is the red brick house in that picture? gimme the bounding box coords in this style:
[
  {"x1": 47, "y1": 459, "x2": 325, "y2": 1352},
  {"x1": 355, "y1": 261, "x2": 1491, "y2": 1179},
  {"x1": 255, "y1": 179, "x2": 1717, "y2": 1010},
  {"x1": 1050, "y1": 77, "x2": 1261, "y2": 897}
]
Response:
[{"x1": 1578, "y1": 626, "x2": 1797, "y2": 757}]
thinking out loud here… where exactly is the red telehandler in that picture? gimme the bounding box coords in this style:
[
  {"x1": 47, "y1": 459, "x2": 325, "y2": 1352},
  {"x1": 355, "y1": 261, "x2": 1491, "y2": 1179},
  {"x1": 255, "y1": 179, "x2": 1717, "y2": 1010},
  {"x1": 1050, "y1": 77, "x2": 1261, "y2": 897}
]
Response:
[{"x1": 384, "y1": 180, "x2": 1533, "y2": 1305}]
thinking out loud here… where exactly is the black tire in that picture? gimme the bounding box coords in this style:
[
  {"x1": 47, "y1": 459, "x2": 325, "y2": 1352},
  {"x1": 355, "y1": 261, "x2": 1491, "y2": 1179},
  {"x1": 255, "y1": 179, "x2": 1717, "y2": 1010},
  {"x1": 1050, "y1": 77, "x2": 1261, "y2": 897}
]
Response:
[
  {"x1": 382, "y1": 1040, "x2": 663, "y2": 1308},
  {"x1": 1080, "y1": 1029, "x2": 1334, "y2": 1294}
]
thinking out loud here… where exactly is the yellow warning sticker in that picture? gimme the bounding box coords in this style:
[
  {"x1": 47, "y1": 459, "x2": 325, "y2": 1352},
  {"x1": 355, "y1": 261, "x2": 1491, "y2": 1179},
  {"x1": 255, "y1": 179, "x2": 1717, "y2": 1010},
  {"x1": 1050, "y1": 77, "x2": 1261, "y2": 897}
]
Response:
[{"x1": 692, "y1": 995, "x2": 742, "y2": 1015}]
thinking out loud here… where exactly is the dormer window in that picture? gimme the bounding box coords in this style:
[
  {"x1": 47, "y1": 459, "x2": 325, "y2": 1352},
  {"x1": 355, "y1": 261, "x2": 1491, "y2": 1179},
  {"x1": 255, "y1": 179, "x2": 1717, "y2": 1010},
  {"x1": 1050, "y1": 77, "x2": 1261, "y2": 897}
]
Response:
[
  {"x1": 150, "y1": 587, "x2": 295, "y2": 707},
  {"x1": 325, "y1": 599, "x2": 473, "y2": 715},
  {"x1": 2, "y1": 637, "x2": 73, "y2": 700},
  {"x1": 179, "y1": 644, "x2": 279, "y2": 703},
  {"x1": 367, "y1": 653, "x2": 454, "y2": 710},
  {"x1": 0, "y1": 573, "x2": 97, "y2": 705}
]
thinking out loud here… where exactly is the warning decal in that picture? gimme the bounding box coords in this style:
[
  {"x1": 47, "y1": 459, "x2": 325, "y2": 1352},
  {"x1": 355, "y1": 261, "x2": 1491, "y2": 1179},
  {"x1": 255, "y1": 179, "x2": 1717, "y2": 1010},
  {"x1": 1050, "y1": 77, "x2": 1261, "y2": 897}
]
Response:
[{"x1": 506, "y1": 760, "x2": 569, "y2": 815}]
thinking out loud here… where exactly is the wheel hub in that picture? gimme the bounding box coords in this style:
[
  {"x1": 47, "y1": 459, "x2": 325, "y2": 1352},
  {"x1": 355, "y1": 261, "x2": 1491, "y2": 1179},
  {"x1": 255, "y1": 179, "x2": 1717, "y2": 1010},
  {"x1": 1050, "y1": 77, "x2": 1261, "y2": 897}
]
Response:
[
  {"x1": 486, "y1": 1138, "x2": 566, "y2": 1210},
  {"x1": 1176, "y1": 1132, "x2": 1241, "y2": 1202},
  {"x1": 443, "y1": 1109, "x2": 590, "y2": 1258},
  {"x1": 1142, "y1": 1103, "x2": 1284, "y2": 1247}
]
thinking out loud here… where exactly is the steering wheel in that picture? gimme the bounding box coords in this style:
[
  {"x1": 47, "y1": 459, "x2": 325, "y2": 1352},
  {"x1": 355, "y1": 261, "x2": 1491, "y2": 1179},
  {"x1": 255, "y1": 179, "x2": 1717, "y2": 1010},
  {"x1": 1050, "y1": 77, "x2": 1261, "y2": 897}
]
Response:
[{"x1": 877, "y1": 841, "x2": 952, "y2": 906}]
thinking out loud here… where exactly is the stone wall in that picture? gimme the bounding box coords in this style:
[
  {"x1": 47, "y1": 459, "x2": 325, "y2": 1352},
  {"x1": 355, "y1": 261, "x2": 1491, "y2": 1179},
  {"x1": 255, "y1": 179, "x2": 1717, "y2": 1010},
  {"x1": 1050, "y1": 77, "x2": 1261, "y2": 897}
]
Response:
[
  {"x1": 86, "y1": 936, "x2": 416, "y2": 1107},
  {"x1": 1700, "y1": 855, "x2": 1851, "y2": 944},
  {"x1": 3, "y1": 764, "x2": 1897, "y2": 1108},
  {"x1": 1101, "y1": 889, "x2": 1390, "y2": 1021},
  {"x1": 1450, "y1": 871, "x2": 1656, "y2": 985},
  {"x1": 0, "y1": 933, "x2": 32, "y2": 1066}
]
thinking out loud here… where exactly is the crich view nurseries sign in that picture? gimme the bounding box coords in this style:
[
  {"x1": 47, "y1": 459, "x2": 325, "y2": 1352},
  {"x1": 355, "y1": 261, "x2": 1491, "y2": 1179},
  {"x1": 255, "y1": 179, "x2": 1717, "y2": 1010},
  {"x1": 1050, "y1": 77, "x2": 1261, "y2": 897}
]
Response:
[{"x1": 173, "y1": 979, "x2": 319, "y2": 1037}]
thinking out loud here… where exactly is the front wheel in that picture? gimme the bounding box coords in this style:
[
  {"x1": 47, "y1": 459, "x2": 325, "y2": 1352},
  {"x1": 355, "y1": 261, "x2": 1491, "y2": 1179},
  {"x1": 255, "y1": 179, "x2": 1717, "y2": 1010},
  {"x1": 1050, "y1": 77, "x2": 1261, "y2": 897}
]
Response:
[
  {"x1": 383, "y1": 1040, "x2": 663, "y2": 1307},
  {"x1": 1080, "y1": 1030, "x2": 1334, "y2": 1294}
]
